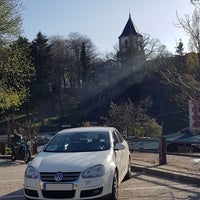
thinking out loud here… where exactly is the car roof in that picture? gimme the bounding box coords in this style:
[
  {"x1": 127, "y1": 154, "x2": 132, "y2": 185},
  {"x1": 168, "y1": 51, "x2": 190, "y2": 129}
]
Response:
[{"x1": 58, "y1": 126, "x2": 115, "y2": 134}]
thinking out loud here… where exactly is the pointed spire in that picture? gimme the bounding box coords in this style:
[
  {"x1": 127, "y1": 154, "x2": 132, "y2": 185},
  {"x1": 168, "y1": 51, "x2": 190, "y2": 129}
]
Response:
[{"x1": 119, "y1": 12, "x2": 141, "y2": 38}]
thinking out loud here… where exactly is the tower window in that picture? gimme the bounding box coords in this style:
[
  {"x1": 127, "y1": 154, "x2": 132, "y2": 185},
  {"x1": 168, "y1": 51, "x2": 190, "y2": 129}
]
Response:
[{"x1": 125, "y1": 40, "x2": 128, "y2": 48}]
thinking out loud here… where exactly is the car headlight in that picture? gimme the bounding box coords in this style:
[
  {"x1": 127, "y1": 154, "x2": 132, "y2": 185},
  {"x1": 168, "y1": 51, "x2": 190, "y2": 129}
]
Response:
[
  {"x1": 25, "y1": 165, "x2": 39, "y2": 179},
  {"x1": 82, "y1": 164, "x2": 105, "y2": 178}
]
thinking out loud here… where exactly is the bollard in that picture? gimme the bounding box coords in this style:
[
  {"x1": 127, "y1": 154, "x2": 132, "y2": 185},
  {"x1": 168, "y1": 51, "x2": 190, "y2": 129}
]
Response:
[{"x1": 159, "y1": 135, "x2": 166, "y2": 165}]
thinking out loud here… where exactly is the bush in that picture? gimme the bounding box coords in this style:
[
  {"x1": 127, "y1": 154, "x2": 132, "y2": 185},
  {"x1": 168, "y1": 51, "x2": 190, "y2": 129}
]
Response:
[{"x1": 0, "y1": 142, "x2": 5, "y2": 155}]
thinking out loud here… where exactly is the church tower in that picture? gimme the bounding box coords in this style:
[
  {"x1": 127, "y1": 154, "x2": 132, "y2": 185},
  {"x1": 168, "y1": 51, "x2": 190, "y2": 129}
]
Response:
[{"x1": 117, "y1": 14, "x2": 144, "y2": 65}]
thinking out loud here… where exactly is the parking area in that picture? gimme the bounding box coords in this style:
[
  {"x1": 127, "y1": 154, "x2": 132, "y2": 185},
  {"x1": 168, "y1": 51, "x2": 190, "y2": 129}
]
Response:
[{"x1": 1, "y1": 158, "x2": 200, "y2": 200}]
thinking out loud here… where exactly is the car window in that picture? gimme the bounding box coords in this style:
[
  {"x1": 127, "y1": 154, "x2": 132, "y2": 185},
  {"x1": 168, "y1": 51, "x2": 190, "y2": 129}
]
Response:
[
  {"x1": 44, "y1": 131, "x2": 110, "y2": 152},
  {"x1": 114, "y1": 130, "x2": 124, "y2": 143}
]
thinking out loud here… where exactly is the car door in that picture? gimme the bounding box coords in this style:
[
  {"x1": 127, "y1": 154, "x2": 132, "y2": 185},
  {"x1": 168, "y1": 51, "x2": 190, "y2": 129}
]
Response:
[{"x1": 112, "y1": 130, "x2": 124, "y2": 180}]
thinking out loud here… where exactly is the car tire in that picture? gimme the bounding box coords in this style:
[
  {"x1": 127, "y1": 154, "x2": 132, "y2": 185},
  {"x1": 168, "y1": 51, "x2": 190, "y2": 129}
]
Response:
[
  {"x1": 124, "y1": 158, "x2": 131, "y2": 180},
  {"x1": 110, "y1": 171, "x2": 118, "y2": 200}
]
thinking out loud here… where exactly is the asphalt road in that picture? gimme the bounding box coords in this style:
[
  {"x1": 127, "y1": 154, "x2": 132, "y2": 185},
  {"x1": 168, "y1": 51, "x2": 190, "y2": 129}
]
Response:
[
  {"x1": 119, "y1": 172, "x2": 200, "y2": 200},
  {"x1": 0, "y1": 159, "x2": 199, "y2": 200}
]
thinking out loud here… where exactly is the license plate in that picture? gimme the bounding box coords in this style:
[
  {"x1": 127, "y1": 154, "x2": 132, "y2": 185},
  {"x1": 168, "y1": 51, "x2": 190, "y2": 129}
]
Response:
[{"x1": 44, "y1": 183, "x2": 73, "y2": 191}]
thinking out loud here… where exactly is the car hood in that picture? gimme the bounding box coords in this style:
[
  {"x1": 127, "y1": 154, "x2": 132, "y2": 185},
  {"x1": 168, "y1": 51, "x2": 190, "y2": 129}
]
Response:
[{"x1": 30, "y1": 151, "x2": 111, "y2": 172}]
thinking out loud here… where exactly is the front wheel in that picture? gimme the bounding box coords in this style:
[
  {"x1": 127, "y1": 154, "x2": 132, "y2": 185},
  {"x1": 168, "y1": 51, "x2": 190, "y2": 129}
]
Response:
[
  {"x1": 24, "y1": 151, "x2": 31, "y2": 164},
  {"x1": 110, "y1": 171, "x2": 118, "y2": 200},
  {"x1": 11, "y1": 152, "x2": 16, "y2": 161}
]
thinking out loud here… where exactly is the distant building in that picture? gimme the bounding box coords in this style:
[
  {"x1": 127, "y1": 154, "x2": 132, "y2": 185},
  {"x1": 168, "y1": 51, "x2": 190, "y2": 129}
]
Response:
[{"x1": 117, "y1": 13, "x2": 145, "y2": 66}]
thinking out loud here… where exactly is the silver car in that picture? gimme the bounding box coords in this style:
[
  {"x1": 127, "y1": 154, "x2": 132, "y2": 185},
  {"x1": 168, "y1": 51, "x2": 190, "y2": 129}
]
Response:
[{"x1": 24, "y1": 127, "x2": 131, "y2": 200}]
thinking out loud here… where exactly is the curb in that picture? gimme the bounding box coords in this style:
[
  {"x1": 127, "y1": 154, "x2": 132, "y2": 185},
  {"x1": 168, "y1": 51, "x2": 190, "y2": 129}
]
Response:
[
  {"x1": 0, "y1": 155, "x2": 10, "y2": 159},
  {"x1": 131, "y1": 165, "x2": 200, "y2": 185}
]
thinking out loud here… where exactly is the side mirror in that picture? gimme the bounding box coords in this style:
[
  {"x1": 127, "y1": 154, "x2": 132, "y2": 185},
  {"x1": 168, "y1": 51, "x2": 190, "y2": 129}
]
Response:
[
  {"x1": 114, "y1": 143, "x2": 125, "y2": 150},
  {"x1": 37, "y1": 144, "x2": 46, "y2": 153}
]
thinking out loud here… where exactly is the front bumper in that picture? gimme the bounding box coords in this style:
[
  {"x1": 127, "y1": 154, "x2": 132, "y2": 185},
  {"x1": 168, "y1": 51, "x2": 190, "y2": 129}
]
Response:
[{"x1": 24, "y1": 175, "x2": 112, "y2": 199}]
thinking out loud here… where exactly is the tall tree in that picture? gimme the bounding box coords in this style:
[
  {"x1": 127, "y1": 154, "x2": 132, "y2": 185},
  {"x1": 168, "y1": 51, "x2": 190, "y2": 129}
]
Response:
[{"x1": 30, "y1": 32, "x2": 53, "y2": 123}]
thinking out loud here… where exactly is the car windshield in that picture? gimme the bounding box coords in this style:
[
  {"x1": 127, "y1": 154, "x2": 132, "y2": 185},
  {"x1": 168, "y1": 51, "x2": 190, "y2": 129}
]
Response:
[{"x1": 44, "y1": 131, "x2": 110, "y2": 152}]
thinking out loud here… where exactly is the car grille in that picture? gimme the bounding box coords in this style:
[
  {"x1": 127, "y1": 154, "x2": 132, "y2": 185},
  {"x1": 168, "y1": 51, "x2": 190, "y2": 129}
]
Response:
[
  {"x1": 42, "y1": 190, "x2": 75, "y2": 198},
  {"x1": 40, "y1": 172, "x2": 81, "y2": 182}
]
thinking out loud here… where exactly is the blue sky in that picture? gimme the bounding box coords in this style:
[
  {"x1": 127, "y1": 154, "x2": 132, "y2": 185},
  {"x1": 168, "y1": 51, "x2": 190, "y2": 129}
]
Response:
[{"x1": 22, "y1": 0, "x2": 194, "y2": 55}]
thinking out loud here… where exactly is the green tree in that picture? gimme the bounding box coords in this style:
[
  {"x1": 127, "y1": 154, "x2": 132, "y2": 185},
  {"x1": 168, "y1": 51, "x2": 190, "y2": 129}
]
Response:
[{"x1": 0, "y1": 0, "x2": 22, "y2": 45}]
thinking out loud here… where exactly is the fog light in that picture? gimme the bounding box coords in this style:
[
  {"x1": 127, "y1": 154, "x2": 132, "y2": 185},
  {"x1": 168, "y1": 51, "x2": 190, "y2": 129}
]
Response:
[{"x1": 80, "y1": 187, "x2": 103, "y2": 197}]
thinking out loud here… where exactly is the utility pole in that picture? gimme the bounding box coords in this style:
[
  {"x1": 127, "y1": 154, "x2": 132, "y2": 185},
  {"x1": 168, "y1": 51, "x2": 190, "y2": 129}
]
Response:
[{"x1": 159, "y1": 135, "x2": 167, "y2": 165}]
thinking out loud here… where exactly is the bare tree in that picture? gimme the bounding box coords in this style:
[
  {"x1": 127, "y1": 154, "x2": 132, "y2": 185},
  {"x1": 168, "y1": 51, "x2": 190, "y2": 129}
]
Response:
[{"x1": 176, "y1": 9, "x2": 200, "y2": 53}]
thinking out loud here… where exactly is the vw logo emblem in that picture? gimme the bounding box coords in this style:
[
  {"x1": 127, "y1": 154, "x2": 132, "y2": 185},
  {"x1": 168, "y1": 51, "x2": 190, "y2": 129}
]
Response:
[{"x1": 54, "y1": 172, "x2": 63, "y2": 182}]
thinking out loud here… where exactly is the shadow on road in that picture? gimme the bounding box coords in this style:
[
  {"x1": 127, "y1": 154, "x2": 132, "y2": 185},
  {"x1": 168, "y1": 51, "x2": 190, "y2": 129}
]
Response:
[{"x1": 0, "y1": 189, "x2": 24, "y2": 200}]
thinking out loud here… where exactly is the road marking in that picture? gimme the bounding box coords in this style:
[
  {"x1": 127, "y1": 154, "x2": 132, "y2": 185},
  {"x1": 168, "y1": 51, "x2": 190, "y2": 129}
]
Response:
[
  {"x1": 0, "y1": 195, "x2": 24, "y2": 199},
  {"x1": 0, "y1": 180, "x2": 23, "y2": 183}
]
